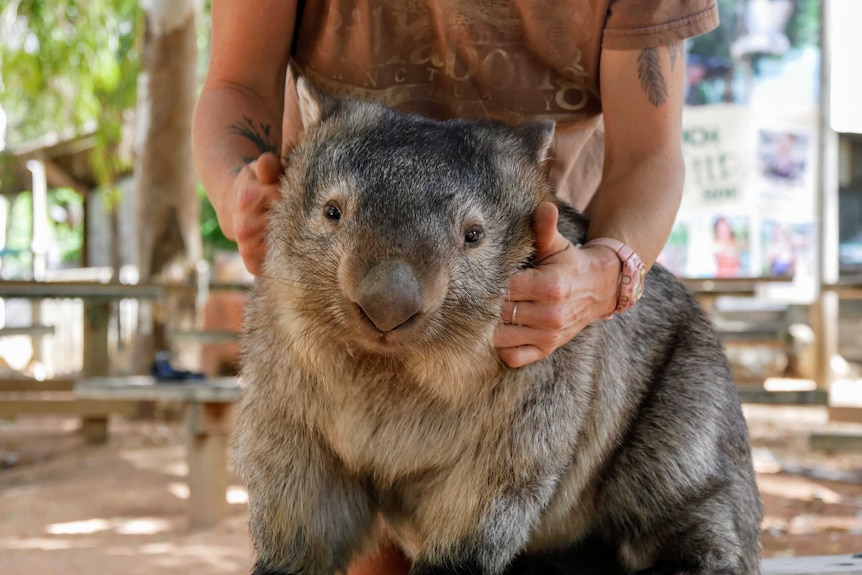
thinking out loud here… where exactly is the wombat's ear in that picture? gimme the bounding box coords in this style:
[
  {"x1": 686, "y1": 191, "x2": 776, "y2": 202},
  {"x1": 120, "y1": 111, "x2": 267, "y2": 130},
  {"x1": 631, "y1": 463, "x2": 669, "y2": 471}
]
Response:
[
  {"x1": 514, "y1": 120, "x2": 555, "y2": 165},
  {"x1": 296, "y1": 76, "x2": 337, "y2": 132}
]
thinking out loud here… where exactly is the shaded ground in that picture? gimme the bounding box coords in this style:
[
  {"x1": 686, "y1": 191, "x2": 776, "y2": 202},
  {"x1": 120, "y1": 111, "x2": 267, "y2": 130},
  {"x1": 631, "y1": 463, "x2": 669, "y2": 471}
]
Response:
[{"x1": 1, "y1": 405, "x2": 862, "y2": 574}]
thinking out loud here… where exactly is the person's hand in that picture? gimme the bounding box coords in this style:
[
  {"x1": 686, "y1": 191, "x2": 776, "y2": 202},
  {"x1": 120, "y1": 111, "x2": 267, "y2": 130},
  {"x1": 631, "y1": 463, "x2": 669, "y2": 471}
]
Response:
[
  {"x1": 220, "y1": 151, "x2": 283, "y2": 275},
  {"x1": 494, "y1": 202, "x2": 621, "y2": 368}
]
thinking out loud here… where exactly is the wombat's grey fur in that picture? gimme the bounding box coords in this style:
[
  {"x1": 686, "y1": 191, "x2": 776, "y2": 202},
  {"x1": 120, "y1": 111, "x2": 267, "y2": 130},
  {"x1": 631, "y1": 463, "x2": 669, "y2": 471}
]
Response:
[{"x1": 236, "y1": 78, "x2": 763, "y2": 575}]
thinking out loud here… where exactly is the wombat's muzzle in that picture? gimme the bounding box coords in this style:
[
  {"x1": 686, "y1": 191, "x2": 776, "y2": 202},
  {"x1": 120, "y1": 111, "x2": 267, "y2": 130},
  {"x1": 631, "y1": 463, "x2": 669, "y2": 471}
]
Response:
[{"x1": 351, "y1": 258, "x2": 424, "y2": 333}]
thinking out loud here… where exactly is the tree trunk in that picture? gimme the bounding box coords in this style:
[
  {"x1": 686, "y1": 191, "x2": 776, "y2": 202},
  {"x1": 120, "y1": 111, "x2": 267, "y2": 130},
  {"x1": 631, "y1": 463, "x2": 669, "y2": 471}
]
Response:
[{"x1": 134, "y1": 0, "x2": 201, "y2": 373}]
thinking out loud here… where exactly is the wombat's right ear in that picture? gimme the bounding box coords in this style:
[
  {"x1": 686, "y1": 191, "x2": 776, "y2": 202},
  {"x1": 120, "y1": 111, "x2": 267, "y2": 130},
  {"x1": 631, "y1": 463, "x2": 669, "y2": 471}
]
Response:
[
  {"x1": 514, "y1": 120, "x2": 555, "y2": 165},
  {"x1": 296, "y1": 76, "x2": 338, "y2": 132}
]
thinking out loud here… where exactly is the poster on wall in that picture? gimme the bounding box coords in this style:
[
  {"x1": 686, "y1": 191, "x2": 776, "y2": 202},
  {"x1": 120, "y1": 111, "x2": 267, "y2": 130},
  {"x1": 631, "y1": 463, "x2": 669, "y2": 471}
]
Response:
[
  {"x1": 664, "y1": 0, "x2": 821, "y2": 297},
  {"x1": 678, "y1": 105, "x2": 753, "y2": 213},
  {"x1": 658, "y1": 212, "x2": 752, "y2": 279}
]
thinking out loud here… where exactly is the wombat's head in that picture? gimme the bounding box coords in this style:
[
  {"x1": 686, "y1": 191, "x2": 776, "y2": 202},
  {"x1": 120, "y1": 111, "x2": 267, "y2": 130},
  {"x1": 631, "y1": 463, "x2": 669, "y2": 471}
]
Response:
[{"x1": 264, "y1": 79, "x2": 570, "y2": 372}]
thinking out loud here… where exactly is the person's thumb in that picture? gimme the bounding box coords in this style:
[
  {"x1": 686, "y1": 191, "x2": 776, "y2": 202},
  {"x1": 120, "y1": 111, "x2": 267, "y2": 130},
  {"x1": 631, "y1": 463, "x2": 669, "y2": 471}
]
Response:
[
  {"x1": 532, "y1": 201, "x2": 570, "y2": 263},
  {"x1": 254, "y1": 152, "x2": 283, "y2": 185}
]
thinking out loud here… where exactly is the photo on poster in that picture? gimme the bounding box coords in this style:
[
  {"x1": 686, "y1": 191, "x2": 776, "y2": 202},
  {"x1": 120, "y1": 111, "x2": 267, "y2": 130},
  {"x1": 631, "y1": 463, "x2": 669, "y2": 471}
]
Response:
[
  {"x1": 664, "y1": 213, "x2": 751, "y2": 278},
  {"x1": 757, "y1": 129, "x2": 809, "y2": 185},
  {"x1": 710, "y1": 214, "x2": 751, "y2": 278},
  {"x1": 760, "y1": 218, "x2": 816, "y2": 278},
  {"x1": 754, "y1": 123, "x2": 817, "y2": 212}
]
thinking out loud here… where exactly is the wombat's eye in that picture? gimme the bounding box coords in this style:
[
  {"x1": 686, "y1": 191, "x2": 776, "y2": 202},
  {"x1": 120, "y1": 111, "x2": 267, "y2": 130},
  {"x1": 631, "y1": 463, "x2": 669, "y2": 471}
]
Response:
[
  {"x1": 324, "y1": 202, "x2": 342, "y2": 222},
  {"x1": 463, "y1": 225, "x2": 484, "y2": 247}
]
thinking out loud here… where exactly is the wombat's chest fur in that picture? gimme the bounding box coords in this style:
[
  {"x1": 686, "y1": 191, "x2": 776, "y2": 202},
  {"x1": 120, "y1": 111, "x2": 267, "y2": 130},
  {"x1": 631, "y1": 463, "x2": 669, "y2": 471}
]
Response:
[{"x1": 236, "y1": 79, "x2": 763, "y2": 575}]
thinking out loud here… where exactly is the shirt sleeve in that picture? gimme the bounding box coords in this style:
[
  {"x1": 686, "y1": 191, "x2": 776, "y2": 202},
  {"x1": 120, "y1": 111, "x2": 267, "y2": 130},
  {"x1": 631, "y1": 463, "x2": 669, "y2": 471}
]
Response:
[{"x1": 602, "y1": 0, "x2": 719, "y2": 50}]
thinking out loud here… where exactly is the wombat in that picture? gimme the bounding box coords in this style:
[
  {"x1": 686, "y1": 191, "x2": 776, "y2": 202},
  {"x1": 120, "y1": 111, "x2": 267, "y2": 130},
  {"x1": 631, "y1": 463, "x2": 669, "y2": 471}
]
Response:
[{"x1": 236, "y1": 78, "x2": 763, "y2": 575}]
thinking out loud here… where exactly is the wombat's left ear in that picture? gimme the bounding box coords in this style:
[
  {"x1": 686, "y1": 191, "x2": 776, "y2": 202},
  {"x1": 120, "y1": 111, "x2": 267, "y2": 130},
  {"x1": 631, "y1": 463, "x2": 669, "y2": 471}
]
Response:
[
  {"x1": 296, "y1": 76, "x2": 338, "y2": 132},
  {"x1": 514, "y1": 120, "x2": 555, "y2": 165}
]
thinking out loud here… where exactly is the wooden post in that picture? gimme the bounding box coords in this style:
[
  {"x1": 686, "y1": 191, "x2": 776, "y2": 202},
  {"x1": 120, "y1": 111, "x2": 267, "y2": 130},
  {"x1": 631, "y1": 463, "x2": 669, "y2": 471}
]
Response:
[
  {"x1": 813, "y1": 0, "x2": 840, "y2": 392},
  {"x1": 81, "y1": 298, "x2": 112, "y2": 444},
  {"x1": 185, "y1": 400, "x2": 234, "y2": 529}
]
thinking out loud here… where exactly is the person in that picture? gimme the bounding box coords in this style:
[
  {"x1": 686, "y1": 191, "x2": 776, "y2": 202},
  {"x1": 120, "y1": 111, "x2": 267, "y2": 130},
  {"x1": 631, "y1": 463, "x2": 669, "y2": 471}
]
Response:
[
  {"x1": 192, "y1": 2, "x2": 719, "y2": 573},
  {"x1": 713, "y1": 215, "x2": 742, "y2": 277}
]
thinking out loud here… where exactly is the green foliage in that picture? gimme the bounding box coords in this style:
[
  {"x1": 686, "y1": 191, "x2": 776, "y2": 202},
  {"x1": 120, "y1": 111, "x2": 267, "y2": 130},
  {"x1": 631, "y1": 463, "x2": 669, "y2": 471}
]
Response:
[
  {"x1": 0, "y1": 1, "x2": 234, "y2": 268},
  {"x1": 198, "y1": 182, "x2": 237, "y2": 259},
  {"x1": 0, "y1": 188, "x2": 84, "y2": 277},
  {"x1": 0, "y1": 1, "x2": 141, "y2": 159},
  {"x1": 786, "y1": 0, "x2": 821, "y2": 48},
  {"x1": 689, "y1": 0, "x2": 821, "y2": 59}
]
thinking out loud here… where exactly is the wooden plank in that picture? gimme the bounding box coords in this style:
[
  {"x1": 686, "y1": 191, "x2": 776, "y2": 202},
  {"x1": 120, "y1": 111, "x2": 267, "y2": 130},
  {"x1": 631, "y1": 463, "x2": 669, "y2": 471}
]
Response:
[
  {"x1": 0, "y1": 394, "x2": 136, "y2": 417},
  {"x1": 0, "y1": 281, "x2": 164, "y2": 300},
  {"x1": 762, "y1": 554, "x2": 862, "y2": 574},
  {"x1": 810, "y1": 431, "x2": 862, "y2": 452},
  {"x1": 0, "y1": 325, "x2": 55, "y2": 337},
  {"x1": 737, "y1": 386, "x2": 829, "y2": 406},
  {"x1": 0, "y1": 378, "x2": 76, "y2": 392},
  {"x1": 168, "y1": 329, "x2": 240, "y2": 343},
  {"x1": 828, "y1": 406, "x2": 862, "y2": 423},
  {"x1": 76, "y1": 376, "x2": 240, "y2": 403}
]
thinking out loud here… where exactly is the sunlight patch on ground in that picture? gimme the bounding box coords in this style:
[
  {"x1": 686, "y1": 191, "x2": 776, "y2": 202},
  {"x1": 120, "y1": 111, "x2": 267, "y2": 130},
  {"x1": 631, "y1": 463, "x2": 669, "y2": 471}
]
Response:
[
  {"x1": 166, "y1": 482, "x2": 247, "y2": 504},
  {"x1": 119, "y1": 446, "x2": 186, "y2": 477},
  {"x1": 227, "y1": 485, "x2": 248, "y2": 505},
  {"x1": 167, "y1": 482, "x2": 189, "y2": 500},
  {"x1": 0, "y1": 536, "x2": 98, "y2": 551},
  {"x1": 757, "y1": 474, "x2": 844, "y2": 504},
  {"x1": 45, "y1": 517, "x2": 172, "y2": 536},
  {"x1": 102, "y1": 541, "x2": 250, "y2": 573},
  {"x1": 764, "y1": 513, "x2": 862, "y2": 536}
]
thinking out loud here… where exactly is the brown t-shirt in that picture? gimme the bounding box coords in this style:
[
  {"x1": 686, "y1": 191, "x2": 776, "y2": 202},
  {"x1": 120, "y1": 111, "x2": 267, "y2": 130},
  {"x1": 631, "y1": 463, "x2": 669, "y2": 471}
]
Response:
[{"x1": 287, "y1": 1, "x2": 718, "y2": 208}]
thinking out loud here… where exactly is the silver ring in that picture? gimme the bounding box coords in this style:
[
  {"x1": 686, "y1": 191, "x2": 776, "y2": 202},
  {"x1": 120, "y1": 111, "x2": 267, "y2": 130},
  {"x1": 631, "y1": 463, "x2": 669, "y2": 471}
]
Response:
[{"x1": 511, "y1": 302, "x2": 519, "y2": 325}]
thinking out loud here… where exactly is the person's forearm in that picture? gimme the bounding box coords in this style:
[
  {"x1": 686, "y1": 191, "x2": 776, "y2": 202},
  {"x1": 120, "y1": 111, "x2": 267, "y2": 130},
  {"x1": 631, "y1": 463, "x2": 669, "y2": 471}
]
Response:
[
  {"x1": 192, "y1": 86, "x2": 283, "y2": 238},
  {"x1": 586, "y1": 147, "x2": 685, "y2": 269}
]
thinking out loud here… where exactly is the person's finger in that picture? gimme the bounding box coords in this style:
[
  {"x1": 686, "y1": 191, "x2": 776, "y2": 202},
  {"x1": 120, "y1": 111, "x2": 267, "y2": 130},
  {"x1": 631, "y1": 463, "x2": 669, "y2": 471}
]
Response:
[
  {"x1": 500, "y1": 299, "x2": 531, "y2": 326},
  {"x1": 494, "y1": 321, "x2": 561, "y2": 349},
  {"x1": 532, "y1": 202, "x2": 571, "y2": 264},
  {"x1": 497, "y1": 344, "x2": 547, "y2": 368},
  {"x1": 238, "y1": 243, "x2": 262, "y2": 276},
  {"x1": 254, "y1": 151, "x2": 283, "y2": 184}
]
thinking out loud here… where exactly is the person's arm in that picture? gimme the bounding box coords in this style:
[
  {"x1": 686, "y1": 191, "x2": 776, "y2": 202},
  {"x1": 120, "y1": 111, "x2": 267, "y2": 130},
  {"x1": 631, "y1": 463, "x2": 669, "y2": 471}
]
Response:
[
  {"x1": 587, "y1": 43, "x2": 686, "y2": 266},
  {"x1": 494, "y1": 43, "x2": 686, "y2": 368},
  {"x1": 192, "y1": 0, "x2": 298, "y2": 274}
]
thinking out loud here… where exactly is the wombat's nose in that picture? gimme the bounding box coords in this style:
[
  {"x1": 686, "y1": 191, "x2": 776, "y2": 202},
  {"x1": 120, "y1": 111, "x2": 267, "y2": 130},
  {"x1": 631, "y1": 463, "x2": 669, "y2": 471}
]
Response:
[{"x1": 352, "y1": 259, "x2": 423, "y2": 332}]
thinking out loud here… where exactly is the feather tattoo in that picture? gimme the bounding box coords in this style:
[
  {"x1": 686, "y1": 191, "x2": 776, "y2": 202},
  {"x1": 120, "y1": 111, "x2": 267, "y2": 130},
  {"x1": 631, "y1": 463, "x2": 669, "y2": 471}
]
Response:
[
  {"x1": 229, "y1": 116, "x2": 278, "y2": 155},
  {"x1": 637, "y1": 47, "x2": 668, "y2": 107}
]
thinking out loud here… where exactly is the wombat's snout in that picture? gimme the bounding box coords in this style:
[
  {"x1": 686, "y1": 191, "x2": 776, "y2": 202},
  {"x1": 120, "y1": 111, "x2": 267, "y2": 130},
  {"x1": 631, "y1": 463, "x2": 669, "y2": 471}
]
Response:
[{"x1": 351, "y1": 259, "x2": 424, "y2": 333}]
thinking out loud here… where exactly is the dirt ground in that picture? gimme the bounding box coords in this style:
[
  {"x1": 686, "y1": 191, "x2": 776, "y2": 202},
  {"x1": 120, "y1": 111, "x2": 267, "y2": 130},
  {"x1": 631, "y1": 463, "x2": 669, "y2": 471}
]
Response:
[{"x1": 2, "y1": 404, "x2": 862, "y2": 575}]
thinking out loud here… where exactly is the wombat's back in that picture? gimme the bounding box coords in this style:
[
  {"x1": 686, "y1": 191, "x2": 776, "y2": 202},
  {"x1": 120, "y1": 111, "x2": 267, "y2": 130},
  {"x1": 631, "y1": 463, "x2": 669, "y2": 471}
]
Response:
[{"x1": 532, "y1": 263, "x2": 762, "y2": 573}]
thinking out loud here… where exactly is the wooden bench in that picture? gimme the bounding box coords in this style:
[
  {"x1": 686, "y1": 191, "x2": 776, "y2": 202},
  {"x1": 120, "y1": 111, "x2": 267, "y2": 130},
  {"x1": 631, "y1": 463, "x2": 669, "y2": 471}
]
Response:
[
  {"x1": 0, "y1": 378, "x2": 137, "y2": 443},
  {"x1": 737, "y1": 384, "x2": 828, "y2": 406},
  {"x1": 76, "y1": 376, "x2": 240, "y2": 529},
  {"x1": 0, "y1": 281, "x2": 167, "y2": 442},
  {"x1": 0, "y1": 324, "x2": 55, "y2": 337},
  {"x1": 762, "y1": 554, "x2": 862, "y2": 574}
]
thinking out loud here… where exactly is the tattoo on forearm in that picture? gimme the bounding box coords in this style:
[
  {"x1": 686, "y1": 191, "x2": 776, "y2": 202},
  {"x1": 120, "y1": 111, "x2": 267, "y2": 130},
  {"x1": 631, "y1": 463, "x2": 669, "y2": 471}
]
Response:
[
  {"x1": 637, "y1": 47, "x2": 668, "y2": 107},
  {"x1": 229, "y1": 116, "x2": 278, "y2": 156}
]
